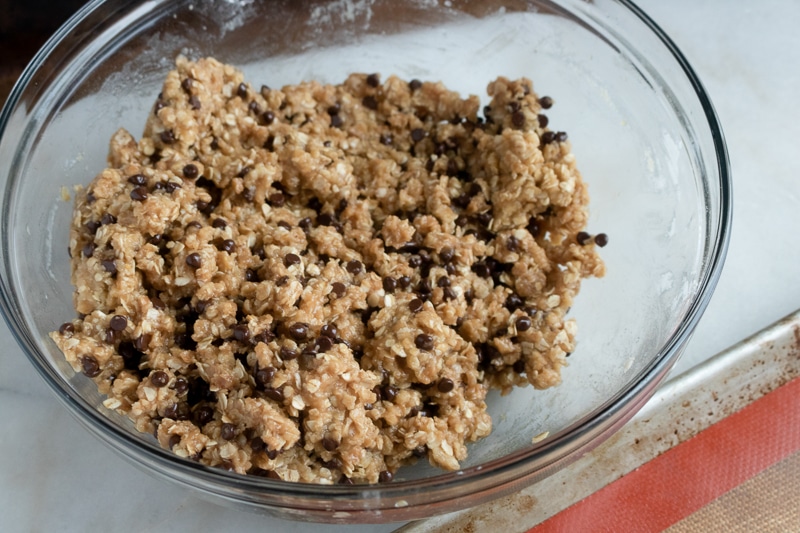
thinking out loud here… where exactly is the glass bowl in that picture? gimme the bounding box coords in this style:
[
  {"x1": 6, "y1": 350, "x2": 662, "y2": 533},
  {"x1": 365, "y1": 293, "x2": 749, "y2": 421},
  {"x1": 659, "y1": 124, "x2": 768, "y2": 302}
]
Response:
[{"x1": 0, "y1": 0, "x2": 730, "y2": 523}]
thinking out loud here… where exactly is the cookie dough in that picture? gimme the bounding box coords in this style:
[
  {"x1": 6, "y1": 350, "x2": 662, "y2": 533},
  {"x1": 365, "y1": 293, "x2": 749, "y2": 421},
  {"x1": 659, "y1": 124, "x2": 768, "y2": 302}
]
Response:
[{"x1": 51, "y1": 56, "x2": 605, "y2": 484}]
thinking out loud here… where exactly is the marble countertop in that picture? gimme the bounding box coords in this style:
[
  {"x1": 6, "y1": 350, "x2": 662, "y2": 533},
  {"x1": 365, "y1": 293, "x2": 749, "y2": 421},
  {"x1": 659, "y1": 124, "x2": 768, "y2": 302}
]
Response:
[{"x1": 3, "y1": 1, "x2": 799, "y2": 531}]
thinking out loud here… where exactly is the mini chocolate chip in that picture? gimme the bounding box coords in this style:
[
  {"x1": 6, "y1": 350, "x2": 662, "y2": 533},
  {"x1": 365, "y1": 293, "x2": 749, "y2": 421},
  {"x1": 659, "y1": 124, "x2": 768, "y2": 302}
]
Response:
[
  {"x1": 279, "y1": 346, "x2": 298, "y2": 361},
  {"x1": 409, "y1": 79, "x2": 422, "y2": 91},
  {"x1": 382, "y1": 277, "x2": 397, "y2": 293},
  {"x1": 442, "y1": 287, "x2": 456, "y2": 301},
  {"x1": 233, "y1": 324, "x2": 251, "y2": 343},
  {"x1": 437, "y1": 378, "x2": 455, "y2": 393},
  {"x1": 506, "y1": 294, "x2": 524, "y2": 311},
  {"x1": 173, "y1": 377, "x2": 189, "y2": 395},
  {"x1": 128, "y1": 174, "x2": 147, "y2": 186},
  {"x1": 80, "y1": 355, "x2": 101, "y2": 377},
  {"x1": 539, "y1": 96, "x2": 554, "y2": 109},
  {"x1": 537, "y1": 114, "x2": 549, "y2": 128},
  {"x1": 379, "y1": 470, "x2": 393, "y2": 483},
  {"x1": 288, "y1": 323, "x2": 308, "y2": 341},
  {"x1": 168, "y1": 435, "x2": 181, "y2": 449},
  {"x1": 134, "y1": 333, "x2": 152, "y2": 352},
  {"x1": 130, "y1": 186, "x2": 148, "y2": 201},
  {"x1": 221, "y1": 423, "x2": 237, "y2": 441},
  {"x1": 330, "y1": 115, "x2": 344, "y2": 128},
  {"x1": 437, "y1": 277, "x2": 451, "y2": 288},
  {"x1": 245, "y1": 268, "x2": 260, "y2": 282},
  {"x1": 277, "y1": 221, "x2": 291, "y2": 230},
  {"x1": 415, "y1": 333, "x2": 434, "y2": 351},
  {"x1": 186, "y1": 253, "x2": 202, "y2": 268},
  {"x1": 264, "y1": 387, "x2": 284, "y2": 402},
  {"x1": 268, "y1": 192, "x2": 285, "y2": 207},
  {"x1": 160, "y1": 130, "x2": 175, "y2": 144},
  {"x1": 366, "y1": 73, "x2": 380, "y2": 87},
  {"x1": 413, "y1": 445, "x2": 427, "y2": 457},
  {"x1": 507, "y1": 235, "x2": 520, "y2": 251},
  {"x1": 181, "y1": 78, "x2": 193, "y2": 92},
  {"x1": 409, "y1": 298, "x2": 424, "y2": 313},
  {"x1": 411, "y1": 128, "x2": 426, "y2": 142},
  {"x1": 283, "y1": 253, "x2": 301, "y2": 267},
  {"x1": 101, "y1": 260, "x2": 117, "y2": 275},
  {"x1": 379, "y1": 133, "x2": 393, "y2": 145},
  {"x1": 100, "y1": 213, "x2": 117, "y2": 226},
  {"x1": 189, "y1": 96, "x2": 201, "y2": 110},
  {"x1": 512, "y1": 111, "x2": 525, "y2": 128},
  {"x1": 555, "y1": 131, "x2": 568, "y2": 142},
  {"x1": 315, "y1": 336, "x2": 334, "y2": 353},
  {"x1": 320, "y1": 324, "x2": 338, "y2": 338},
  {"x1": 211, "y1": 218, "x2": 227, "y2": 229},
  {"x1": 446, "y1": 158, "x2": 459, "y2": 176},
  {"x1": 527, "y1": 217, "x2": 542, "y2": 237},
  {"x1": 275, "y1": 275, "x2": 289, "y2": 286},
  {"x1": 242, "y1": 187, "x2": 255, "y2": 202},
  {"x1": 382, "y1": 385, "x2": 398, "y2": 402},
  {"x1": 262, "y1": 110, "x2": 275, "y2": 125},
  {"x1": 186, "y1": 221, "x2": 202, "y2": 230},
  {"x1": 322, "y1": 436, "x2": 339, "y2": 451},
  {"x1": 595, "y1": 233, "x2": 609, "y2": 247},
  {"x1": 237, "y1": 82, "x2": 248, "y2": 99},
  {"x1": 398, "y1": 276, "x2": 411, "y2": 289},
  {"x1": 193, "y1": 405, "x2": 214, "y2": 426},
  {"x1": 513, "y1": 359, "x2": 526, "y2": 374},
  {"x1": 541, "y1": 131, "x2": 557, "y2": 145},
  {"x1": 346, "y1": 260, "x2": 363, "y2": 274},
  {"x1": 248, "y1": 100, "x2": 261, "y2": 115},
  {"x1": 322, "y1": 457, "x2": 341, "y2": 470},
  {"x1": 85, "y1": 220, "x2": 101, "y2": 234},
  {"x1": 576, "y1": 231, "x2": 592, "y2": 245},
  {"x1": 255, "y1": 367, "x2": 276, "y2": 388},
  {"x1": 250, "y1": 436, "x2": 265, "y2": 453},
  {"x1": 439, "y1": 247, "x2": 455, "y2": 263},
  {"x1": 339, "y1": 476, "x2": 354, "y2": 485},
  {"x1": 331, "y1": 282, "x2": 346, "y2": 298},
  {"x1": 58, "y1": 322, "x2": 75, "y2": 335},
  {"x1": 82, "y1": 243, "x2": 96, "y2": 258},
  {"x1": 327, "y1": 103, "x2": 340, "y2": 116},
  {"x1": 363, "y1": 95, "x2": 378, "y2": 110},
  {"x1": 109, "y1": 315, "x2": 127, "y2": 331},
  {"x1": 86, "y1": 192, "x2": 96, "y2": 203},
  {"x1": 516, "y1": 316, "x2": 532, "y2": 332},
  {"x1": 471, "y1": 261, "x2": 491, "y2": 278},
  {"x1": 183, "y1": 164, "x2": 198, "y2": 179},
  {"x1": 151, "y1": 370, "x2": 169, "y2": 388},
  {"x1": 220, "y1": 239, "x2": 236, "y2": 253}
]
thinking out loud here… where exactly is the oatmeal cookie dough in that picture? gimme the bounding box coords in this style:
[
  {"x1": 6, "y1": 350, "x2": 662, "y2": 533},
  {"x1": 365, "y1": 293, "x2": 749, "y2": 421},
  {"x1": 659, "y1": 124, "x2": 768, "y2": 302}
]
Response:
[{"x1": 51, "y1": 56, "x2": 605, "y2": 484}]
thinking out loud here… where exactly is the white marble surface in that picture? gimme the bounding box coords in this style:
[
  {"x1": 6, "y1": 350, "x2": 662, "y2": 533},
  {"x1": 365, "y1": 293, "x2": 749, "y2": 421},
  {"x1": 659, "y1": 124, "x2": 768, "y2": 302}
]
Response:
[{"x1": 2, "y1": 1, "x2": 800, "y2": 531}]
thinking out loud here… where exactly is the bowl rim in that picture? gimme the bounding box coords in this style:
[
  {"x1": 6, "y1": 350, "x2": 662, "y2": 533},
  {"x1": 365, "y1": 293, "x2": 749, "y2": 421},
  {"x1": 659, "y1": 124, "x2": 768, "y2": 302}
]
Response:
[{"x1": 0, "y1": 0, "x2": 732, "y2": 518}]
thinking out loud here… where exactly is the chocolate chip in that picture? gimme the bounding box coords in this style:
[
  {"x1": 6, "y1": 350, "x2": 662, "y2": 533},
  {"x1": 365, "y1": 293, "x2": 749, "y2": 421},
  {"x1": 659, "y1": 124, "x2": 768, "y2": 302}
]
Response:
[
  {"x1": 248, "y1": 100, "x2": 261, "y2": 115},
  {"x1": 283, "y1": 253, "x2": 301, "y2": 267},
  {"x1": 413, "y1": 445, "x2": 427, "y2": 457},
  {"x1": 151, "y1": 370, "x2": 169, "y2": 388},
  {"x1": 100, "y1": 213, "x2": 117, "y2": 226},
  {"x1": 507, "y1": 235, "x2": 520, "y2": 251},
  {"x1": 262, "y1": 110, "x2": 275, "y2": 125},
  {"x1": 555, "y1": 131, "x2": 568, "y2": 142},
  {"x1": 255, "y1": 367, "x2": 276, "y2": 388},
  {"x1": 595, "y1": 233, "x2": 609, "y2": 247},
  {"x1": 378, "y1": 470, "x2": 393, "y2": 483},
  {"x1": 409, "y1": 79, "x2": 422, "y2": 91},
  {"x1": 539, "y1": 96, "x2": 553, "y2": 109},
  {"x1": 193, "y1": 405, "x2": 214, "y2": 426},
  {"x1": 415, "y1": 333, "x2": 434, "y2": 351},
  {"x1": 268, "y1": 192, "x2": 285, "y2": 207},
  {"x1": 382, "y1": 385, "x2": 398, "y2": 402},
  {"x1": 186, "y1": 221, "x2": 202, "y2": 230},
  {"x1": 442, "y1": 287, "x2": 456, "y2": 301},
  {"x1": 409, "y1": 298, "x2": 424, "y2": 313},
  {"x1": 339, "y1": 476, "x2": 354, "y2": 485},
  {"x1": 322, "y1": 436, "x2": 339, "y2": 451},
  {"x1": 516, "y1": 316, "x2": 532, "y2": 332},
  {"x1": 446, "y1": 158, "x2": 459, "y2": 176},
  {"x1": 275, "y1": 275, "x2": 289, "y2": 286},
  {"x1": 237, "y1": 82, "x2": 248, "y2": 99},
  {"x1": 109, "y1": 315, "x2": 127, "y2": 331},
  {"x1": 221, "y1": 423, "x2": 237, "y2": 441},
  {"x1": 160, "y1": 130, "x2": 175, "y2": 144},
  {"x1": 298, "y1": 217, "x2": 312, "y2": 232},
  {"x1": 233, "y1": 324, "x2": 251, "y2": 343},
  {"x1": 362, "y1": 95, "x2": 378, "y2": 110},
  {"x1": 513, "y1": 360, "x2": 526, "y2": 374},
  {"x1": 382, "y1": 277, "x2": 397, "y2": 293},
  {"x1": 380, "y1": 133, "x2": 393, "y2": 145},
  {"x1": 241, "y1": 186, "x2": 255, "y2": 202},
  {"x1": 398, "y1": 276, "x2": 411, "y2": 289},
  {"x1": 437, "y1": 378, "x2": 454, "y2": 393},
  {"x1": 101, "y1": 260, "x2": 117, "y2": 274},
  {"x1": 220, "y1": 239, "x2": 236, "y2": 253},
  {"x1": 127, "y1": 173, "x2": 147, "y2": 186},
  {"x1": 537, "y1": 114, "x2": 549, "y2": 128},
  {"x1": 82, "y1": 243, "x2": 96, "y2": 258},
  {"x1": 411, "y1": 128, "x2": 426, "y2": 142},
  {"x1": 185, "y1": 253, "x2": 202, "y2": 268},
  {"x1": 316, "y1": 336, "x2": 334, "y2": 353},
  {"x1": 505, "y1": 293, "x2": 524, "y2": 311},
  {"x1": 168, "y1": 435, "x2": 181, "y2": 449},
  {"x1": 58, "y1": 322, "x2": 75, "y2": 336},
  {"x1": 130, "y1": 186, "x2": 148, "y2": 201},
  {"x1": 189, "y1": 96, "x2": 201, "y2": 110},
  {"x1": 512, "y1": 111, "x2": 525, "y2": 128},
  {"x1": 346, "y1": 260, "x2": 363, "y2": 275},
  {"x1": 331, "y1": 282, "x2": 346, "y2": 298},
  {"x1": 439, "y1": 247, "x2": 455, "y2": 264},
  {"x1": 80, "y1": 355, "x2": 101, "y2": 377},
  {"x1": 263, "y1": 387, "x2": 284, "y2": 402},
  {"x1": 527, "y1": 217, "x2": 542, "y2": 237},
  {"x1": 366, "y1": 73, "x2": 380, "y2": 87},
  {"x1": 279, "y1": 346, "x2": 298, "y2": 361},
  {"x1": 209, "y1": 218, "x2": 226, "y2": 230},
  {"x1": 576, "y1": 231, "x2": 592, "y2": 245},
  {"x1": 437, "y1": 277, "x2": 451, "y2": 288},
  {"x1": 320, "y1": 324, "x2": 338, "y2": 339},
  {"x1": 134, "y1": 334, "x2": 151, "y2": 352},
  {"x1": 330, "y1": 115, "x2": 344, "y2": 128},
  {"x1": 173, "y1": 377, "x2": 189, "y2": 395},
  {"x1": 327, "y1": 103, "x2": 340, "y2": 116},
  {"x1": 85, "y1": 220, "x2": 101, "y2": 234},
  {"x1": 183, "y1": 164, "x2": 198, "y2": 179},
  {"x1": 541, "y1": 131, "x2": 557, "y2": 145},
  {"x1": 288, "y1": 323, "x2": 308, "y2": 341}
]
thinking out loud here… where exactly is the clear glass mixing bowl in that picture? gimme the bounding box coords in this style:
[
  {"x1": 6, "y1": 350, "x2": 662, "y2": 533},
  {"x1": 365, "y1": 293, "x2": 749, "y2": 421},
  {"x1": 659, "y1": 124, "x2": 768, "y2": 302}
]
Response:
[{"x1": 0, "y1": 0, "x2": 730, "y2": 523}]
